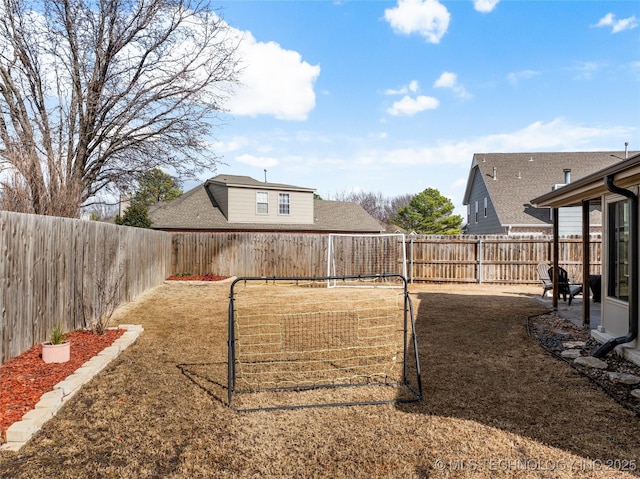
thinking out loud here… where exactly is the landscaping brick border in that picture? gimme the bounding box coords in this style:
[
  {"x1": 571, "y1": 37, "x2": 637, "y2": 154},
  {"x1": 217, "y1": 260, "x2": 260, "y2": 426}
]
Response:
[{"x1": 1, "y1": 324, "x2": 143, "y2": 452}]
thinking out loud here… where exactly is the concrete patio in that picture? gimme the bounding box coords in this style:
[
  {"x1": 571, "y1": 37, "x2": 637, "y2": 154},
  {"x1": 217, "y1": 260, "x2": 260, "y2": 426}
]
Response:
[{"x1": 534, "y1": 291, "x2": 601, "y2": 331}]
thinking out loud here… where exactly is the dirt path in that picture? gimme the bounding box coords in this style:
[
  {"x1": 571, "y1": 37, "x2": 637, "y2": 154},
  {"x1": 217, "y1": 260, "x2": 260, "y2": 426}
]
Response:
[{"x1": 1, "y1": 283, "x2": 639, "y2": 478}]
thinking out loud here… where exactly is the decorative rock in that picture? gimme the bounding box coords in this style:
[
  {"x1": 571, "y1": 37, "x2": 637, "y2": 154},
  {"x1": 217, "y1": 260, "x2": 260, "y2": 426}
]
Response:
[
  {"x1": 561, "y1": 349, "x2": 581, "y2": 359},
  {"x1": 631, "y1": 389, "x2": 640, "y2": 400},
  {"x1": 574, "y1": 356, "x2": 608, "y2": 369},
  {"x1": 562, "y1": 341, "x2": 586, "y2": 349},
  {"x1": 607, "y1": 372, "x2": 640, "y2": 385}
]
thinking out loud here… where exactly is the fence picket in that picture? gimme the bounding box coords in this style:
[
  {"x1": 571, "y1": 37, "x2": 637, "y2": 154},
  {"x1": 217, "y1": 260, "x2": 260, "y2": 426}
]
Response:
[{"x1": 0, "y1": 212, "x2": 171, "y2": 363}]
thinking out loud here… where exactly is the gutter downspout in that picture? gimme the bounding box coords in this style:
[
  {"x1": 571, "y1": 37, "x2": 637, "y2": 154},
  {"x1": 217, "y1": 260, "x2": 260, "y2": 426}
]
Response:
[{"x1": 593, "y1": 175, "x2": 638, "y2": 358}]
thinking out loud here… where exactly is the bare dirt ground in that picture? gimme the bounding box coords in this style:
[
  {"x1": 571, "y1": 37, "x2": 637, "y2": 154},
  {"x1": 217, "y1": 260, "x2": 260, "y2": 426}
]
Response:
[{"x1": 2, "y1": 282, "x2": 640, "y2": 478}]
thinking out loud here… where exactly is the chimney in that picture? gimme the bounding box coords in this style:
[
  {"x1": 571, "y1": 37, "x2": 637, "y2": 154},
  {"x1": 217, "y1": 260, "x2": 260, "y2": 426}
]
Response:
[
  {"x1": 625, "y1": 142, "x2": 629, "y2": 159},
  {"x1": 563, "y1": 168, "x2": 571, "y2": 184},
  {"x1": 492, "y1": 166, "x2": 497, "y2": 180}
]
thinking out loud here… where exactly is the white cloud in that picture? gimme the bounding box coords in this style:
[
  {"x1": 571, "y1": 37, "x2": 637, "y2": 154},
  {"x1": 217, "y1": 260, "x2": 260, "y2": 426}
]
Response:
[
  {"x1": 594, "y1": 13, "x2": 638, "y2": 33},
  {"x1": 433, "y1": 72, "x2": 471, "y2": 99},
  {"x1": 569, "y1": 61, "x2": 600, "y2": 80},
  {"x1": 385, "y1": 86, "x2": 408, "y2": 95},
  {"x1": 357, "y1": 118, "x2": 635, "y2": 167},
  {"x1": 210, "y1": 136, "x2": 249, "y2": 153},
  {"x1": 506, "y1": 69, "x2": 540, "y2": 85},
  {"x1": 226, "y1": 30, "x2": 321, "y2": 121},
  {"x1": 235, "y1": 154, "x2": 280, "y2": 168},
  {"x1": 385, "y1": 80, "x2": 420, "y2": 95},
  {"x1": 384, "y1": 0, "x2": 450, "y2": 44},
  {"x1": 473, "y1": 0, "x2": 499, "y2": 13},
  {"x1": 433, "y1": 72, "x2": 456, "y2": 88},
  {"x1": 471, "y1": 118, "x2": 631, "y2": 152},
  {"x1": 387, "y1": 95, "x2": 439, "y2": 116}
]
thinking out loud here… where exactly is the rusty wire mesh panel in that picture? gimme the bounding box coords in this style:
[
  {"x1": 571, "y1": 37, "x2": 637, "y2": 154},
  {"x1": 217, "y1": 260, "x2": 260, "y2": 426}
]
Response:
[{"x1": 227, "y1": 275, "x2": 422, "y2": 411}]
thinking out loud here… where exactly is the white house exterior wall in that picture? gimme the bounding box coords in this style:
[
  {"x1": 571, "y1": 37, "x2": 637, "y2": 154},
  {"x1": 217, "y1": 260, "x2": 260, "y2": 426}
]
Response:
[
  {"x1": 557, "y1": 207, "x2": 582, "y2": 236},
  {"x1": 596, "y1": 190, "x2": 637, "y2": 349},
  {"x1": 225, "y1": 187, "x2": 314, "y2": 224}
]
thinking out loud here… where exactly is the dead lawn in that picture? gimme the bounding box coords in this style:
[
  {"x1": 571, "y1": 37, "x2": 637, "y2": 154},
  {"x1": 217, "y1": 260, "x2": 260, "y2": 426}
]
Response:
[{"x1": 1, "y1": 282, "x2": 640, "y2": 478}]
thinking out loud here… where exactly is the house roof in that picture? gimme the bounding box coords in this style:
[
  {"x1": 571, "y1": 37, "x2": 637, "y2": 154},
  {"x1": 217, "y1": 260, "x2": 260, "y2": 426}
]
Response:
[
  {"x1": 149, "y1": 183, "x2": 384, "y2": 233},
  {"x1": 462, "y1": 152, "x2": 631, "y2": 227},
  {"x1": 206, "y1": 174, "x2": 315, "y2": 193},
  {"x1": 532, "y1": 152, "x2": 640, "y2": 208}
]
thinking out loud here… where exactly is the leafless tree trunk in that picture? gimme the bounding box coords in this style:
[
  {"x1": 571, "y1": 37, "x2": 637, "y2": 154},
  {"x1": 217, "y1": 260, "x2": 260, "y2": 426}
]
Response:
[
  {"x1": 329, "y1": 190, "x2": 414, "y2": 224},
  {"x1": 0, "y1": 0, "x2": 239, "y2": 217}
]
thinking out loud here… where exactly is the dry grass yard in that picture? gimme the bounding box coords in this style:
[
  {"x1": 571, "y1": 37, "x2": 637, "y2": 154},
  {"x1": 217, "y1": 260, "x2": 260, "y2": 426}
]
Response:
[{"x1": 2, "y1": 282, "x2": 640, "y2": 478}]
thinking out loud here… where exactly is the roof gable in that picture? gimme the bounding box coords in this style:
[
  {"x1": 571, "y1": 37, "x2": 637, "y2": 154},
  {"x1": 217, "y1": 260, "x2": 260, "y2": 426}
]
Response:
[
  {"x1": 463, "y1": 151, "x2": 628, "y2": 226},
  {"x1": 207, "y1": 174, "x2": 315, "y2": 193}
]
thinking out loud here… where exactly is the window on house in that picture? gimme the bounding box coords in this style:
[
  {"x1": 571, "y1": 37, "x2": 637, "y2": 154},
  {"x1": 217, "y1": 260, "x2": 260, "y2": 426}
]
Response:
[
  {"x1": 475, "y1": 201, "x2": 478, "y2": 223},
  {"x1": 256, "y1": 192, "x2": 268, "y2": 214},
  {"x1": 279, "y1": 193, "x2": 290, "y2": 215},
  {"x1": 483, "y1": 198, "x2": 487, "y2": 218},
  {"x1": 608, "y1": 199, "x2": 630, "y2": 301},
  {"x1": 467, "y1": 204, "x2": 470, "y2": 225}
]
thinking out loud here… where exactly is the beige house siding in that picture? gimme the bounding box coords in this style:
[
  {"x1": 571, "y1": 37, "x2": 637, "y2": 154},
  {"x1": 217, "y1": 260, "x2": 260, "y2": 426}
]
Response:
[{"x1": 226, "y1": 187, "x2": 314, "y2": 224}]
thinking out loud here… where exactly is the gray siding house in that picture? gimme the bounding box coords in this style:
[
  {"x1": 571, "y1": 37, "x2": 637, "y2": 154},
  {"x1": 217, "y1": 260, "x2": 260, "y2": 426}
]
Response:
[
  {"x1": 149, "y1": 174, "x2": 385, "y2": 234},
  {"x1": 462, "y1": 152, "x2": 631, "y2": 235}
]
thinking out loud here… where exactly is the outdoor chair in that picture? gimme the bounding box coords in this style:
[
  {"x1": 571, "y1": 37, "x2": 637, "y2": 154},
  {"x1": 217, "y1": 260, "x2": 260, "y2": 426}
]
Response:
[
  {"x1": 548, "y1": 266, "x2": 583, "y2": 306},
  {"x1": 536, "y1": 263, "x2": 553, "y2": 297}
]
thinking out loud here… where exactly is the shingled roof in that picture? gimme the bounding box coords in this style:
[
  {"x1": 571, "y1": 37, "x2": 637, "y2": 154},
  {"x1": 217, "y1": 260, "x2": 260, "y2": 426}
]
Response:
[
  {"x1": 149, "y1": 182, "x2": 384, "y2": 233},
  {"x1": 463, "y1": 151, "x2": 632, "y2": 227},
  {"x1": 207, "y1": 174, "x2": 315, "y2": 192}
]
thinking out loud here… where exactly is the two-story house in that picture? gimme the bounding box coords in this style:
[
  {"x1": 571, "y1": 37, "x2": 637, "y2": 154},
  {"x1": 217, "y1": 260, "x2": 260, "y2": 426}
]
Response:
[
  {"x1": 148, "y1": 174, "x2": 385, "y2": 233},
  {"x1": 462, "y1": 152, "x2": 633, "y2": 236}
]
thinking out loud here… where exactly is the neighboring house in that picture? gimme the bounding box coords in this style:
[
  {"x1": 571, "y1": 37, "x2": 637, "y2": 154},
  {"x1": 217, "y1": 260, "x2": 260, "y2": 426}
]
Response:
[
  {"x1": 149, "y1": 174, "x2": 385, "y2": 233},
  {"x1": 532, "y1": 152, "x2": 640, "y2": 366},
  {"x1": 462, "y1": 152, "x2": 634, "y2": 235}
]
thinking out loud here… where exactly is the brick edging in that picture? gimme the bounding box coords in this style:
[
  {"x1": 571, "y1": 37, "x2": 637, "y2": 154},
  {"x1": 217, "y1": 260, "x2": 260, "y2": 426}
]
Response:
[{"x1": 1, "y1": 324, "x2": 144, "y2": 452}]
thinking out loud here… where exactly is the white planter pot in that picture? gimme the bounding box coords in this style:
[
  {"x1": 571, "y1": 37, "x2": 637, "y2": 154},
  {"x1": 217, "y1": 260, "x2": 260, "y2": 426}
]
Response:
[{"x1": 42, "y1": 341, "x2": 70, "y2": 363}]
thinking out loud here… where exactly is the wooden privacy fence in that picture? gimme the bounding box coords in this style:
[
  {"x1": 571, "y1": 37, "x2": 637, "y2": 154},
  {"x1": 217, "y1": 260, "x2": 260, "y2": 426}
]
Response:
[
  {"x1": 407, "y1": 235, "x2": 601, "y2": 284},
  {"x1": 0, "y1": 211, "x2": 172, "y2": 363},
  {"x1": 171, "y1": 233, "x2": 602, "y2": 284},
  {"x1": 173, "y1": 233, "x2": 329, "y2": 278}
]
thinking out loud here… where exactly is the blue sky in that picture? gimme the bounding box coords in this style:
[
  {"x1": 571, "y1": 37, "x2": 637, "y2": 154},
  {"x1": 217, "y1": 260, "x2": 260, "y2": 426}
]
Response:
[{"x1": 199, "y1": 0, "x2": 639, "y2": 216}]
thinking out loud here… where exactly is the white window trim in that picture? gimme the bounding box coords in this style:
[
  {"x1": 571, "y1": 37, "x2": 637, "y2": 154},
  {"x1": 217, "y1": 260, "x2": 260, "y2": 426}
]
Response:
[
  {"x1": 475, "y1": 201, "x2": 479, "y2": 224},
  {"x1": 256, "y1": 191, "x2": 269, "y2": 215},
  {"x1": 278, "y1": 193, "x2": 290, "y2": 215},
  {"x1": 483, "y1": 197, "x2": 488, "y2": 218}
]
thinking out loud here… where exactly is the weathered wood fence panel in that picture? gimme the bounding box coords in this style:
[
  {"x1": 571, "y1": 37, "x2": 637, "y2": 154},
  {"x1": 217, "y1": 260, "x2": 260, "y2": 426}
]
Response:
[
  {"x1": 0, "y1": 212, "x2": 172, "y2": 363},
  {"x1": 172, "y1": 233, "x2": 602, "y2": 285},
  {"x1": 408, "y1": 235, "x2": 601, "y2": 283},
  {"x1": 172, "y1": 233, "x2": 329, "y2": 277}
]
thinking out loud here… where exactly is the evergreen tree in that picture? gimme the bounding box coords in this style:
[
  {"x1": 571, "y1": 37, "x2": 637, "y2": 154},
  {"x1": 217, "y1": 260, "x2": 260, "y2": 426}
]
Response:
[
  {"x1": 115, "y1": 203, "x2": 152, "y2": 229},
  {"x1": 394, "y1": 188, "x2": 462, "y2": 234}
]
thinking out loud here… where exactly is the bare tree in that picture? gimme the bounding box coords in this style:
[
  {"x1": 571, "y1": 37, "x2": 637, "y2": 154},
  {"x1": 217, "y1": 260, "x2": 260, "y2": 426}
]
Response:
[
  {"x1": 0, "y1": 0, "x2": 240, "y2": 217},
  {"x1": 328, "y1": 190, "x2": 415, "y2": 225}
]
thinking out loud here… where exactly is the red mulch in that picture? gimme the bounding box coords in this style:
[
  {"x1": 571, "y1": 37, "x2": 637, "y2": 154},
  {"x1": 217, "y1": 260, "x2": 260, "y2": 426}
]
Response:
[
  {"x1": 166, "y1": 274, "x2": 229, "y2": 281},
  {"x1": 0, "y1": 329, "x2": 124, "y2": 443}
]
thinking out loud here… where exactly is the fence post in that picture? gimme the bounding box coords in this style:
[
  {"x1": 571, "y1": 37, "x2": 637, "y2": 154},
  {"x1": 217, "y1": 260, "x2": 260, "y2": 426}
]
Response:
[
  {"x1": 478, "y1": 238, "x2": 483, "y2": 284},
  {"x1": 409, "y1": 236, "x2": 414, "y2": 284}
]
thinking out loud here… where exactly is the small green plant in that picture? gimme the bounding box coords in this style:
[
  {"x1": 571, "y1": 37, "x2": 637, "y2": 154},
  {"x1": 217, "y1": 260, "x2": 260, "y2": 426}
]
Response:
[
  {"x1": 50, "y1": 325, "x2": 67, "y2": 345},
  {"x1": 176, "y1": 272, "x2": 192, "y2": 277}
]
